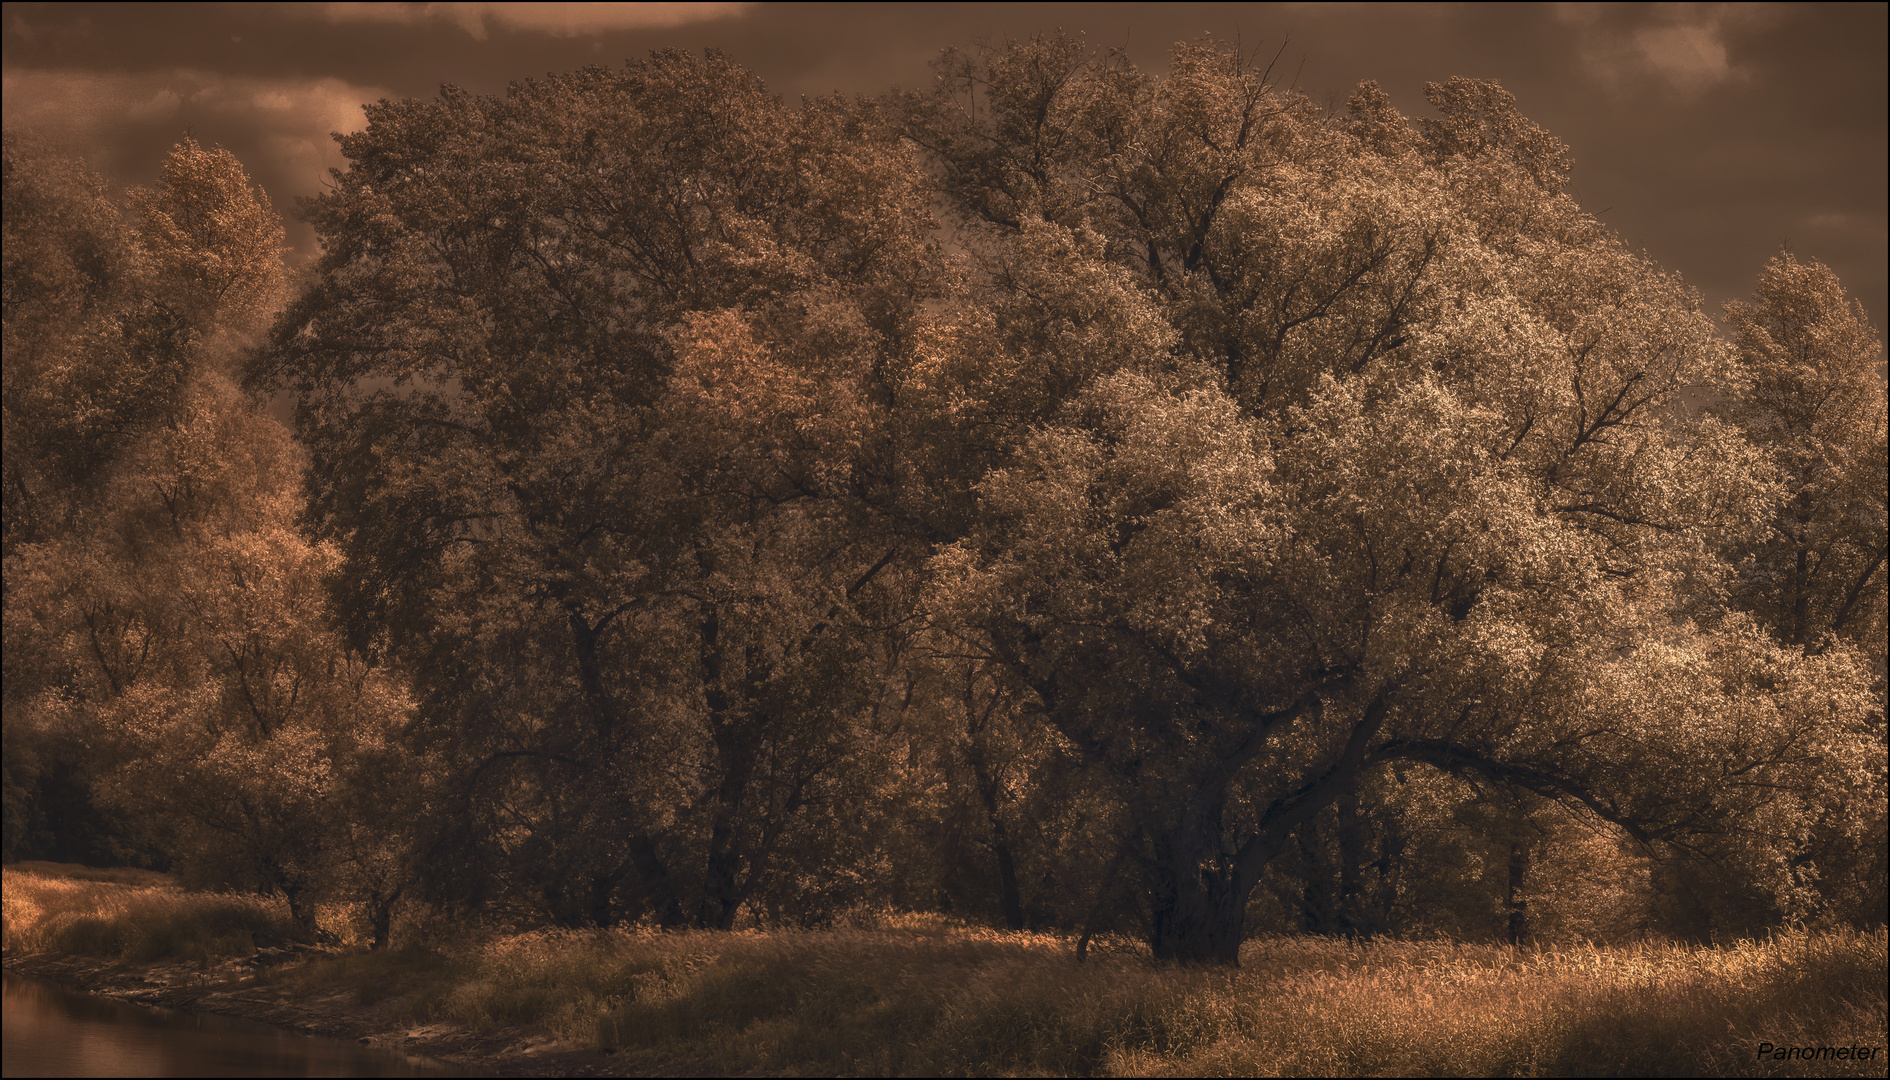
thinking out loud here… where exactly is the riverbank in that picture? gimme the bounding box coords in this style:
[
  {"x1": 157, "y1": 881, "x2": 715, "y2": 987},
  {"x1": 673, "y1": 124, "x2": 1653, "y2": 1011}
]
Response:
[
  {"x1": 5, "y1": 863, "x2": 1886, "y2": 1076},
  {"x1": 1, "y1": 864, "x2": 634, "y2": 1076}
]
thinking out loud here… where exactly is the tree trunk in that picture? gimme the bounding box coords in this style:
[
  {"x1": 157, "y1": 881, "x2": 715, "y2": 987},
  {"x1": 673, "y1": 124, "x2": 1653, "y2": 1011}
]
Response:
[
  {"x1": 700, "y1": 716, "x2": 758, "y2": 930},
  {"x1": 1297, "y1": 817, "x2": 1338, "y2": 935},
  {"x1": 1145, "y1": 814, "x2": 1253, "y2": 965},
  {"x1": 366, "y1": 883, "x2": 401, "y2": 950},
  {"x1": 1147, "y1": 858, "x2": 1250, "y2": 964},
  {"x1": 969, "y1": 749, "x2": 1026, "y2": 930},
  {"x1": 275, "y1": 872, "x2": 337, "y2": 945},
  {"x1": 1335, "y1": 786, "x2": 1367, "y2": 937},
  {"x1": 1506, "y1": 841, "x2": 1531, "y2": 946}
]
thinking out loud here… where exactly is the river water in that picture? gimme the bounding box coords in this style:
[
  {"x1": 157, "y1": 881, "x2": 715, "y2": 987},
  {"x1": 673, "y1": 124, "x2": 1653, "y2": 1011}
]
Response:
[{"x1": 1, "y1": 971, "x2": 475, "y2": 1077}]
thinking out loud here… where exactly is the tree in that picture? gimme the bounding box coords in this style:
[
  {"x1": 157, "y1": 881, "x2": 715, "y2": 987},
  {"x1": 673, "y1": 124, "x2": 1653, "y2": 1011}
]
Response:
[
  {"x1": 3, "y1": 135, "x2": 182, "y2": 560},
  {"x1": 4, "y1": 134, "x2": 158, "y2": 863},
  {"x1": 252, "y1": 52, "x2": 942, "y2": 928},
  {"x1": 908, "y1": 38, "x2": 1878, "y2": 962},
  {"x1": 3, "y1": 137, "x2": 406, "y2": 941},
  {"x1": 1718, "y1": 253, "x2": 1888, "y2": 928},
  {"x1": 1722, "y1": 252, "x2": 1886, "y2": 660},
  {"x1": 128, "y1": 137, "x2": 287, "y2": 340}
]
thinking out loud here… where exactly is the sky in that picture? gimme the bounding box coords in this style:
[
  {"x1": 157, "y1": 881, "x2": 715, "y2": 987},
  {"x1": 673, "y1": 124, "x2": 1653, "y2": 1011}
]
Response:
[{"x1": 4, "y1": 2, "x2": 1885, "y2": 338}]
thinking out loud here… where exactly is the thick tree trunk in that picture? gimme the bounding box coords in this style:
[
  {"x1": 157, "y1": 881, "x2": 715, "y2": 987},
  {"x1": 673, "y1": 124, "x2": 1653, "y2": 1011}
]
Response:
[
  {"x1": 273, "y1": 870, "x2": 338, "y2": 945},
  {"x1": 1147, "y1": 859, "x2": 1250, "y2": 965},
  {"x1": 1297, "y1": 819, "x2": 1338, "y2": 934},
  {"x1": 1145, "y1": 809, "x2": 1255, "y2": 965},
  {"x1": 700, "y1": 712, "x2": 759, "y2": 930}
]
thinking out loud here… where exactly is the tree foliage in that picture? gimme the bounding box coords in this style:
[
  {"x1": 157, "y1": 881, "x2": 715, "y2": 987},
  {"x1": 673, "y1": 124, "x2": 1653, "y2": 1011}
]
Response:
[
  {"x1": 3, "y1": 137, "x2": 402, "y2": 939},
  {"x1": 903, "y1": 37, "x2": 1878, "y2": 961},
  {"x1": 254, "y1": 51, "x2": 942, "y2": 928}
]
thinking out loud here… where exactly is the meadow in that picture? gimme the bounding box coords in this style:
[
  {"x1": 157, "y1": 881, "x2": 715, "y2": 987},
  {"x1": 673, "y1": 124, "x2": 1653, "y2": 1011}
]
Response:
[{"x1": 4, "y1": 863, "x2": 1884, "y2": 1077}]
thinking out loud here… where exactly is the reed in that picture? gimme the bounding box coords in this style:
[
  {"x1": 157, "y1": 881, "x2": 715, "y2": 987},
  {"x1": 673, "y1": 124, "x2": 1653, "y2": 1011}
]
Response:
[{"x1": 3, "y1": 863, "x2": 297, "y2": 963}]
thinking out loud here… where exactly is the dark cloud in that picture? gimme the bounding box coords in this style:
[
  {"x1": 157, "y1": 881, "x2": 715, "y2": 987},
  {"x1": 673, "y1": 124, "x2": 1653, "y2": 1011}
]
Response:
[{"x1": 5, "y1": 2, "x2": 1883, "y2": 334}]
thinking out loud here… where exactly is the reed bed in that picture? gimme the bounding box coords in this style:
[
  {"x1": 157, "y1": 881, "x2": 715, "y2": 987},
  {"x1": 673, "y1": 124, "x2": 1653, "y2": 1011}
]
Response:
[{"x1": 3, "y1": 863, "x2": 297, "y2": 962}]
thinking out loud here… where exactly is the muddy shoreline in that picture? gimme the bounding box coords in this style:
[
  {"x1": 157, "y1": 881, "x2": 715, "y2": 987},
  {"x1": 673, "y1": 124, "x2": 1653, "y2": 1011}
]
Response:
[{"x1": 2, "y1": 949, "x2": 707, "y2": 1078}]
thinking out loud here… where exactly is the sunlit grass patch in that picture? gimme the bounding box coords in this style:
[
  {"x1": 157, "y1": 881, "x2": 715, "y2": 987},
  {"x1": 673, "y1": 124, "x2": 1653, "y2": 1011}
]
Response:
[{"x1": 3, "y1": 863, "x2": 298, "y2": 963}]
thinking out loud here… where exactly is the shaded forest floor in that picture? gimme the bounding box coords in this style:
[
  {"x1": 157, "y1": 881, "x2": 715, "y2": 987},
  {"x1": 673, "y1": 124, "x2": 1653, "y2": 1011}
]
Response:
[{"x1": 4, "y1": 864, "x2": 1885, "y2": 1077}]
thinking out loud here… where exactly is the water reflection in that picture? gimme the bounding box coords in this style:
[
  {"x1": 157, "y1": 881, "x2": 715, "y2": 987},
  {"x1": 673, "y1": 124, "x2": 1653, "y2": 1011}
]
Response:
[{"x1": 2, "y1": 971, "x2": 476, "y2": 1077}]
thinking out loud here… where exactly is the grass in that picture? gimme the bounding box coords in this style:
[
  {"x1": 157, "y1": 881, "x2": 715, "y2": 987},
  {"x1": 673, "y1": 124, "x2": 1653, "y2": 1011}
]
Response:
[
  {"x1": 5, "y1": 865, "x2": 1883, "y2": 1076},
  {"x1": 3, "y1": 862, "x2": 299, "y2": 963},
  {"x1": 288, "y1": 914, "x2": 1889, "y2": 1077}
]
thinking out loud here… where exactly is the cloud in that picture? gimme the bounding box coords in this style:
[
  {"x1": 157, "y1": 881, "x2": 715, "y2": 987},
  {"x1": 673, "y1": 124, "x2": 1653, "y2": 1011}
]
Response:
[
  {"x1": 2, "y1": 67, "x2": 388, "y2": 242},
  {"x1": 1803, "y1": 211, "x2": 1888, "y2": 242},
  {"x1": 127, "y1": 88, "x2": 184, "y2": 120},
  {"x1": 1556, "y1": 3, "x2": 1768, "y2": 98},
  {"x1": 4, "y1": 67, "x2": 381, "y2": 141},
  {"x1": 318, "y1": 2, "x2": 755, "y2": 40}
]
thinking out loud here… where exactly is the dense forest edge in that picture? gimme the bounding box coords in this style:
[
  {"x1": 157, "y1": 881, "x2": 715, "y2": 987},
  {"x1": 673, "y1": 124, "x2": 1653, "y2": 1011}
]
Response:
[{"x1": 3, "y1": 32, "x2": 1886, "y2": 1075}]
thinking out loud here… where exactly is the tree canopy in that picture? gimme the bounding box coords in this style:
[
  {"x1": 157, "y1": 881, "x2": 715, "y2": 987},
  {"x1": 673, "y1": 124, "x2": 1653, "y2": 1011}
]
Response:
[{"x1": 900, "y1": 38, "x2": 1875, "y2": 961}]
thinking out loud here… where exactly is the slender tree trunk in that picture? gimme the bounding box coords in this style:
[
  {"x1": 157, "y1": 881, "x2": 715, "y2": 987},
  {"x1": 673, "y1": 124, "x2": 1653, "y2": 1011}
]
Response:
[
  {"x1": 1506, "y1": 841, "x2": 1531, "y2": 946},
  {"x1": 1077, "y1": 847, "x2": 1129, "y2": 962},
  {"x1": 968, "y1": 750, "x2": 1025, "y2": 930},
  {"x1": 1336, "y1": 786, "x2": 1367, "y2": 937}
]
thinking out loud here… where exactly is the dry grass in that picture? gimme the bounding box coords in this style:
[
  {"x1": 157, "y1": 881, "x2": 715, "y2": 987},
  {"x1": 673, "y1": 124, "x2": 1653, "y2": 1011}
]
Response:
[
  {"x1": 6, "y1": 870, "x2": 1882, "y2": 1076},
  {"x1": 3, "y1": 862, "x2": 299, "y2": 963},
  {"x1": 291, "y1": 912, "x2": 1886, "y2": 1077}
]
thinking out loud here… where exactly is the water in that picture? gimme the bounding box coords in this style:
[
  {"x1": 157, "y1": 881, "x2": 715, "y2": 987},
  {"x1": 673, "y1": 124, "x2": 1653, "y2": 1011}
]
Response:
[{"x1": 1, "y1": 971, "x2": 475, "y2": 1077}]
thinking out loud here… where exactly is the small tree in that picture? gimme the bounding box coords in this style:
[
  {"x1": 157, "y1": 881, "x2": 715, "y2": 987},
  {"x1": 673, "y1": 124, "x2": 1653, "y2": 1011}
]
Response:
[
  {"x1": 1719, "y1": 253, "x2": 1888, "y2": 928},
  {"x1": 4, "y1": 137, "x2": 406, "y2": 941}
]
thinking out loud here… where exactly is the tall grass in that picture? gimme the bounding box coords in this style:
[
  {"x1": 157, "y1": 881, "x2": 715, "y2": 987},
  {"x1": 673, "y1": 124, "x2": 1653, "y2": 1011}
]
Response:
[
  {"x1": 334, "y1": 913, "x2": 1888, "y2": 1077},
  {"x1": 3, "y1": 863, "x2": 298, "y2": 963},
  {"x1": 6, "y1": 870, "x2": 1882, "y2": 1075}
]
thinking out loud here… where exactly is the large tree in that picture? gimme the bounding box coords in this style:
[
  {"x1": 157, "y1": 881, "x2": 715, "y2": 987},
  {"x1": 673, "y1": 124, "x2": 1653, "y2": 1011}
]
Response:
[
  {"x1": 253, "y1": 52, "x2": 941, "y2": 928},
  {"x1": 907, "y1": 38, "x2": 1878, "y2": 962}
]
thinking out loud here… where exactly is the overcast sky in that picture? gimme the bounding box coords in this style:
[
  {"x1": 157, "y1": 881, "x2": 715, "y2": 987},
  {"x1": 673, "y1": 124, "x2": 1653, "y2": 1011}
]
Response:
[{"x1": 5, "y1": 2, "x2": 1885, "y2": 337}]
